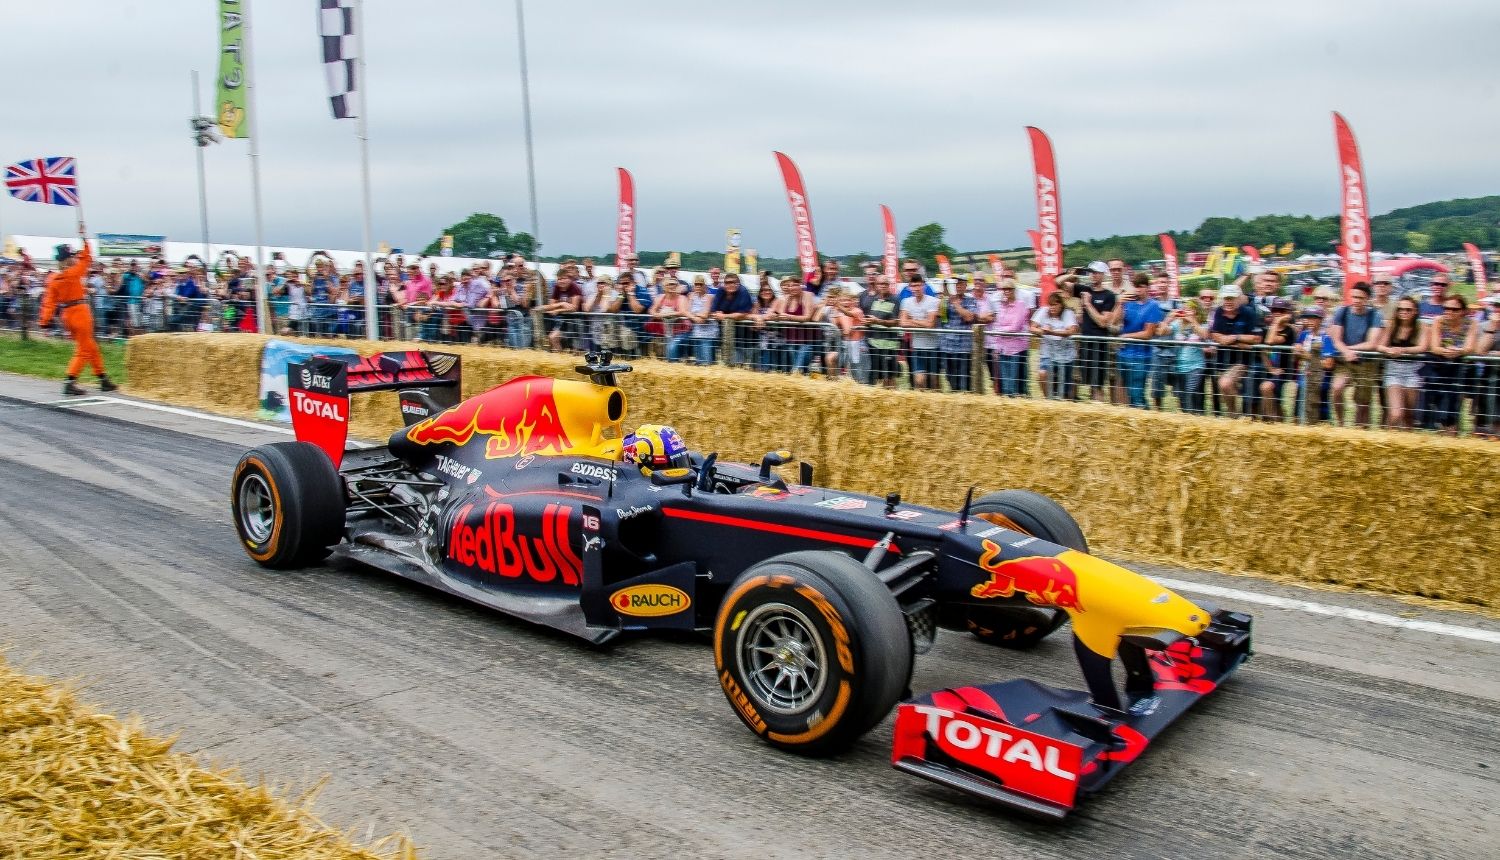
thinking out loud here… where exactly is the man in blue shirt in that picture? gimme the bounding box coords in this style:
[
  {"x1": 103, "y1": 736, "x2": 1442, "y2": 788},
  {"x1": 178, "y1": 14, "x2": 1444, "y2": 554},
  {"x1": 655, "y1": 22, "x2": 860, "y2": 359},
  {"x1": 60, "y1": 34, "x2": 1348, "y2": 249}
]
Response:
[
  {"x1": 1117, "y1": 276, "x2": 1166, "y2": 409},
  {"x1": 171, "y1": 267, "x2": 205, "y2": 331},
  {"x1": 896, "y1": 258, "x2": 938, "y2": 303},
  {"x1": 120, "y1": 261, "x2": 146, "y2": 333},
  {"x1": 1209, "y1": 284, "x2": 1266, "y2": 415},
  {"x1": 309, "y1": 259, "x2": 337, "y2": 337},
  {"x1": 710, "y1": 272, "x2": 754, "y2": 366}
]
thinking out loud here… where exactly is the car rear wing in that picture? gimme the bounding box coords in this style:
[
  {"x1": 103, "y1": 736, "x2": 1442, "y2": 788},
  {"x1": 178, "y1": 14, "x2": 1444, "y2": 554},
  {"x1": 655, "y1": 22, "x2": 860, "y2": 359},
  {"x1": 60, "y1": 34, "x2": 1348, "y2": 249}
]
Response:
[{"x1": 287, "y1": 350, "x2": 461, "y2": 467}]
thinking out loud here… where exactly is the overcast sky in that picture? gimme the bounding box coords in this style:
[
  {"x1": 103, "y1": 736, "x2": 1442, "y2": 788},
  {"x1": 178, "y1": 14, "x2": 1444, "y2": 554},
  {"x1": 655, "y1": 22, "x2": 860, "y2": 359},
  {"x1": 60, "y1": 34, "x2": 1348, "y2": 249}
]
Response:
[{"x1": 6, "y1": 1, "x2": 1498, "y2": 257}]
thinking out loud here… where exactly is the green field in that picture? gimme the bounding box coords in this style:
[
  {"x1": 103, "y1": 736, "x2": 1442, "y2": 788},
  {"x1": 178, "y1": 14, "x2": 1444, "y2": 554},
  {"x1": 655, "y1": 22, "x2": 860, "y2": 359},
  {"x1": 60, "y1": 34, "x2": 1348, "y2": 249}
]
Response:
[{"x1": 0, "y1": 333, "x2": 127, "y2": 382}]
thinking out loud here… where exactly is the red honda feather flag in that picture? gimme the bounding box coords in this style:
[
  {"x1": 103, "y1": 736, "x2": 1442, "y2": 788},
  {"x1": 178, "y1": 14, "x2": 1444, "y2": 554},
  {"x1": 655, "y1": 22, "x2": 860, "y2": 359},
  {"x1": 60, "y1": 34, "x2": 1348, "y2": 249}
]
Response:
[
  {"x1": 880, "y1": 204, "x2": 898, "y2": 284},
  {"x1": 1026, "y1": 127, "x2": 1062, "y2": 299},
  {"x1": 1027, "y1": 229, "x2": 1042, "y2": 276},
  {"x1": 1241, "y1": 245, "x2": 1262, "y2": 264},
  {"x1": 1464, "y1": 242, "x2": 1488, "y2": 301},
  {"x1": 773, "y1": 152, "x2": 819, "y2": 276},
  {"x1": 615, "y1": 167, "x2": 634, "y2": 266},
  {"x1": 1333, "y1": 112, "x2": 1372, "y2": 302},
  {"x1": 935, "y1": 255, "x2": 953, "y2": 278},
  {"x1": 988, "y1": 253, "x2": 1005, "y2": 282},
  {"x1": 1160, "y1": 234, "x2": 1180, "y2": 301}
]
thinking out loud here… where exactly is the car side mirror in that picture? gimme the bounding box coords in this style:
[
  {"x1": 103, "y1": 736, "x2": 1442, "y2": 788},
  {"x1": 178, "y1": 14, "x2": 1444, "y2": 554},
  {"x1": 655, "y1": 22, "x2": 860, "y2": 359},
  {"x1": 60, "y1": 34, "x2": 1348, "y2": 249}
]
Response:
[{"x1": 758, "y1": 449, "x2": 793, "y2": 481}]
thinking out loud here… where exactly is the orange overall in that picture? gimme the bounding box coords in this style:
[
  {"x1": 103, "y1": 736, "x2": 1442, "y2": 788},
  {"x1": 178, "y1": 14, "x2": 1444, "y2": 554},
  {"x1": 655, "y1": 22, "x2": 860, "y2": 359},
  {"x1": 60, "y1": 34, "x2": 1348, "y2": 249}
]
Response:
[{"x1": 39, "y1": 244, "x2": 104, "y2": 378}]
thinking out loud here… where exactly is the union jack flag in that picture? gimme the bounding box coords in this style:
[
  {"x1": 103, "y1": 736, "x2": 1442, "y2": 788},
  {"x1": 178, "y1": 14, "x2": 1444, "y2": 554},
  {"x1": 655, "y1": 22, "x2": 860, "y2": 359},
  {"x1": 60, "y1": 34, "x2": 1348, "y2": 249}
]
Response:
[{"x1": 5, "y1": 157, "x2": 80, "y2": 206}]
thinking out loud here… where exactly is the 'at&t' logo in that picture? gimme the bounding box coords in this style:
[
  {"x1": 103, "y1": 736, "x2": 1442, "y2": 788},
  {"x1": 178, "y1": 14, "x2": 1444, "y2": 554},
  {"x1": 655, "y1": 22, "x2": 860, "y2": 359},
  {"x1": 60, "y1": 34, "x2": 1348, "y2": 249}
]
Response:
[
  {"x1": 612, "y1": 584, "x2": 690, "y2": 617},
  {"x1": 969, "y1": 540, "x2": 1083, "y2": 611},
  {"x1": 299, "y1": 368, "x2": 334, "y2": 390},
  {"x1": 447, "y1": 501, "x2": 581, "y2": 585},
  {"x1": 290, "y1": 389, "x2": 344, "y2": 421}
]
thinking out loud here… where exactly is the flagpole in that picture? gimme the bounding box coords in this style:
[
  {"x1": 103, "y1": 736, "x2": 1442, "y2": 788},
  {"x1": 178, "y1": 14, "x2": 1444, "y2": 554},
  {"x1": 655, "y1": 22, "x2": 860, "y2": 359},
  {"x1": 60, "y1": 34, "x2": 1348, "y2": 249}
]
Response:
[
  {"x1": 354, "y1": 0, "x2": 377, "y2": 340},
  {"x1": 241, "y1": 0, "x2": 270, "y2": 334},
  {"x1": 515, "y1": 0, "x2": 539, "y2": 245},
  {"x1": 191, "y1": 70, "x2": 212, "y2": 266}
]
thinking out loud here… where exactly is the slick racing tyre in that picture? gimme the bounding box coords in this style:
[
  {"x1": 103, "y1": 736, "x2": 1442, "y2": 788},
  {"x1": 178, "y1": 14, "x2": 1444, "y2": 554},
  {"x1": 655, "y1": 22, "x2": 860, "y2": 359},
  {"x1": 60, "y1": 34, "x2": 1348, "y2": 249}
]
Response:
[
  {"x1": 965, "y1": 490, "x2": 1087, "y2": 650},
  {"x1": 714, "y1": 551, "x2": 912, "y2": 757},
  {"x1": 232, "y1": 441, "x2": 345, "y2": 569}
]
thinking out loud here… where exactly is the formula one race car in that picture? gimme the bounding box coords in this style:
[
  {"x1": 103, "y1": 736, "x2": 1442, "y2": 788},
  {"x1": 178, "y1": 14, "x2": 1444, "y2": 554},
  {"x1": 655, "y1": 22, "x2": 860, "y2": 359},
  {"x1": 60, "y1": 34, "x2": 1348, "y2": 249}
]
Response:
[{"x1": 230, "y1": 350, "x2": 1252, "y2": 819}]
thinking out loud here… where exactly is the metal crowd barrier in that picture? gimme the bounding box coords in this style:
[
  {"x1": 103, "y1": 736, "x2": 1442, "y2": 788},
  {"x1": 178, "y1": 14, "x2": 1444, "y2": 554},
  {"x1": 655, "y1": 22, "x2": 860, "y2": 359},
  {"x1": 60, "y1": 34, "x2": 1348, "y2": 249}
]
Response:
[{"x1": 4, "y1": 293, "x2": 1495, "y2": 437}]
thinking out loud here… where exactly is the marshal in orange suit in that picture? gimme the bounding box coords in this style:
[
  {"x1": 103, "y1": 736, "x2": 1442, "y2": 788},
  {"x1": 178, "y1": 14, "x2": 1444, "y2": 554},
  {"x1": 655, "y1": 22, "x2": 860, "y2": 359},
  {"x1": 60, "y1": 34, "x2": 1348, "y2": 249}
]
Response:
[{"x1": 40, "y1": 225, "x2": 117, "y2": 396}]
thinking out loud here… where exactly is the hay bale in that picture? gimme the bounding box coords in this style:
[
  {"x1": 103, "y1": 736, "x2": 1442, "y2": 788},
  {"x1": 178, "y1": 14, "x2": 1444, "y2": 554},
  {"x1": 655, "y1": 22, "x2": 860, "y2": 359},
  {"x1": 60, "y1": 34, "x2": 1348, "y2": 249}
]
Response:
[
  {"x1": 123, "y1": 334, "x2": 1498, "y2": 608},
  {"x1": 0, "y1": 657, "x2": 417, "y2": 859}
]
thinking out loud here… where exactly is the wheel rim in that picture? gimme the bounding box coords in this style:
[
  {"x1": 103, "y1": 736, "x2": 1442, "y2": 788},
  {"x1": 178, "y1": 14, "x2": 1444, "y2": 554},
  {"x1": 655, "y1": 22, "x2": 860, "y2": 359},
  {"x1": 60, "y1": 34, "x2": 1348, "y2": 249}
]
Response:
[
  {"x1": 238, "y1": 473, "x2": 276, "y2": 544},
  {"x1": 736, "y1": 602, "x2": 829, "y2": 716}
]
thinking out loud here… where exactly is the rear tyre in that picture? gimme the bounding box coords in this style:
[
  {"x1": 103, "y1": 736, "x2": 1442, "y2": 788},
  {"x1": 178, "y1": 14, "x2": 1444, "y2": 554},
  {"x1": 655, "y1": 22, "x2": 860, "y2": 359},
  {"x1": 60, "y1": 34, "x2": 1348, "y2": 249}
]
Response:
[
  {"x1": 714, "y1": 550, "x2": 912, "y2": 757},
  {"x1": 231, "y1": 441, "x2": 345, "y2": 569},
  {"x1": 966, "y1": 490, "x2": 1086, "y2": 650}
]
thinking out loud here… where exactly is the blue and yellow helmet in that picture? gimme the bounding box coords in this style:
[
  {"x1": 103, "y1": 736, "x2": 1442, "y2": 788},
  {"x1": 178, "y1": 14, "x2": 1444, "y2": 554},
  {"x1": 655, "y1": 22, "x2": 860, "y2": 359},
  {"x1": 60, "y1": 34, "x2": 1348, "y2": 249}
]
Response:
[{"x1": 623, "y1": 424, "x2": 690, "y2": 473}]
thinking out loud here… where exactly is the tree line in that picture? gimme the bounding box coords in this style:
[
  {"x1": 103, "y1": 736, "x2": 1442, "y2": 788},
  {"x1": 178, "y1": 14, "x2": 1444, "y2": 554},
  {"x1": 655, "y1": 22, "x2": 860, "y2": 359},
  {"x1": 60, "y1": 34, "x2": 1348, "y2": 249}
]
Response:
[{"x1": 421, "y1": 195, "x2": 1498, "y2": 272}]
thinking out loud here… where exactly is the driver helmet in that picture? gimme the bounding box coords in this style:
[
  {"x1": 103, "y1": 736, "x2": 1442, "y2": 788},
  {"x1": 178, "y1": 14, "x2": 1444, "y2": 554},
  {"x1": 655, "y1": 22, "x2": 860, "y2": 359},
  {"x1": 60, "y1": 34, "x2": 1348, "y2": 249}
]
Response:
[{"x1": 623, "y1": 424, "x2": 690, "y2": 473}]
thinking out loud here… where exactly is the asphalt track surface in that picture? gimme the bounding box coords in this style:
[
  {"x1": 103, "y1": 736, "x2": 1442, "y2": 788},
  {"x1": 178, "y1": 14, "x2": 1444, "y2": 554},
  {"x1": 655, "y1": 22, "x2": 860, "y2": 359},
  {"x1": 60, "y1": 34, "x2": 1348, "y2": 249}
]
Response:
[{"x1": 2, "y1": 376, "x2": 1497, "y2": 859}]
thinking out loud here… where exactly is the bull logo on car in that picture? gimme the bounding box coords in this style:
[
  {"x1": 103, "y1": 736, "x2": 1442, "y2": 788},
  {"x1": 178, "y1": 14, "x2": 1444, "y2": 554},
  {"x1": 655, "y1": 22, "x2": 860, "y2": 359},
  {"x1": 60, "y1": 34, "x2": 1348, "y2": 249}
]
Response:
[
  {"x1": 406, "y1": 377, "x2": 574, "y2": 459},
  {"x1": 970, "y1": 540, "x2": 1084, "y2": 612}
]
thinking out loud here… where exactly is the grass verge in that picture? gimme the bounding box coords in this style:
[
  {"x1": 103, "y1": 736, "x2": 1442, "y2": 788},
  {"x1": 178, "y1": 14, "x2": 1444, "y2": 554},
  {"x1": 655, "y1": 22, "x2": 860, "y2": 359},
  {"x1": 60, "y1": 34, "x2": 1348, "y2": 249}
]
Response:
[
  {"x1": 0, "y1": 332, "x2": 127, "y2": 382},
  {"x1": 0, "y1": 658, "x2": 417, "y2": 858}
]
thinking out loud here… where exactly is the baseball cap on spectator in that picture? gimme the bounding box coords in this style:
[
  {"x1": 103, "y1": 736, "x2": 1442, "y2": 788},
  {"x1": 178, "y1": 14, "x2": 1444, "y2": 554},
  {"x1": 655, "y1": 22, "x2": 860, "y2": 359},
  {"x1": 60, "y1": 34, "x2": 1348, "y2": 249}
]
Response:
[
  {"x1": 1120, "y1": 285, "x2": 1140, "y2": 300},
  {"x1": 1088, "y1": 261, "x2": 1109, "y2": 274},
  {"x1": 1483, "y1": 293, "x2": 1500, "y2": 305},
  {"x1": 1270, "y1": 297, "x2": 1294, "y2": 313},
  {"x1": 1372, "y1": 277, "x2": 1392, "y2": 285},
  {"x1": 1313, "y1": 285, "x2": 1339, "y2": 301},
  {"x1": 1220, "y1": 284, "x2": 1244, "y2": 299},
  {"x1": 1299, "y1": 306, "x2": 1324, "y2": 319},
  {"x1": 693, "y1": 274, "x2": 707, "y2": 285}
]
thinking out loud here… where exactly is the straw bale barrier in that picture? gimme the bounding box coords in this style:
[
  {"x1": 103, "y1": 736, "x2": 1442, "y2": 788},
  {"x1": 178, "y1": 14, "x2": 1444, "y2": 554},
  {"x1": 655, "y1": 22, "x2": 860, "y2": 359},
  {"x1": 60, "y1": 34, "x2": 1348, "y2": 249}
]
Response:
[
  {"x1": 126, "y1": 334, "x2": 1498, "y2": 609},
  {"x1": 0, "y1": 658, "x2": 416, "y2": 859}
]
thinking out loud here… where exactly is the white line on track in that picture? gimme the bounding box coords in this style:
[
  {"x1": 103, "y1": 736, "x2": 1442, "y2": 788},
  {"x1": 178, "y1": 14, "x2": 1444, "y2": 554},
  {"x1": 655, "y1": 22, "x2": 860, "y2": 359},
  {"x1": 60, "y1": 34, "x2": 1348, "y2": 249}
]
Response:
[
  {"x1": 46, "y1": 395, "x2": 373, "y2": 447},
  {"x1": 1153, "y1": 576, "x2": 1500, "y2": 645},
  {"x1": 26, "y1": 393, "x2": 1500, "y2": 645}
]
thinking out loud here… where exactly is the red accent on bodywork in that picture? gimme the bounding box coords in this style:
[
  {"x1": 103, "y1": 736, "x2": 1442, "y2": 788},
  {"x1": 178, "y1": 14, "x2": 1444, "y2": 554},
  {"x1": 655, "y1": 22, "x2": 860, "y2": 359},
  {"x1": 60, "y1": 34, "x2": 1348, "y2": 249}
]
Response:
[
  {"x1": 661, "y1": 507, "x2": 896, "y2": 552},
  {"x1": 288, "y1": 388, "x2": 348, "y2": 468},
  {"x1": 1081, "y1": 724, "x2": 1150, "y2": 775},
  {"x1": 1148, "y1": 640, "x2": 1218, "y2": 694},
  {"x1": 484, "y1": 486, "x2": 602, "y2": 503},
  {"x1": 892, "y1": 703, "x2": 1082, "y2": 809}
]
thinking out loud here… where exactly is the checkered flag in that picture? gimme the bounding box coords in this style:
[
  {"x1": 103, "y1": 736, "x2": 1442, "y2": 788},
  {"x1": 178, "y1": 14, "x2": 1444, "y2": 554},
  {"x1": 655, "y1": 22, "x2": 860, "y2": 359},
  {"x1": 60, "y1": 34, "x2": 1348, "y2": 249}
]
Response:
[{"x1": 318, "y1": 0, "x2": 358, "y2": 119}]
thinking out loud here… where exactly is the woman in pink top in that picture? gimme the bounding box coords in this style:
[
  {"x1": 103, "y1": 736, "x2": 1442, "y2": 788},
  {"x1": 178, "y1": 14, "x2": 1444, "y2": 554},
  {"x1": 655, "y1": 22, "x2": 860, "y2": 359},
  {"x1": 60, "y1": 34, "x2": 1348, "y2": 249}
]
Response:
[
  {"x1": 403, "y1": 265, "x2": 433, "y2": 304},
  {"x1": 986, "y1": 281, "x2": 1033, "y2": 396}
]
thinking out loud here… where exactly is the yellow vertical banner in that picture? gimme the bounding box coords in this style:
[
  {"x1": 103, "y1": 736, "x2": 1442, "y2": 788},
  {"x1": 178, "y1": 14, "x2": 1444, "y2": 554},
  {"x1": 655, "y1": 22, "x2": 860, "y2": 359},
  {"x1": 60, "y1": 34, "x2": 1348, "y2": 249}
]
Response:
[
  {"x1": 440, "y1": 234, "x2": 454, "y2": 257},
  {"x1": 216, "y1": 0, "x2": 249, "y2": 139},
  {"x1": 745, "y1": 248, "x2": 758, "y2": 275},
  {"x1": 725, "y1": 228, "x2": 742, "y2": 273}
]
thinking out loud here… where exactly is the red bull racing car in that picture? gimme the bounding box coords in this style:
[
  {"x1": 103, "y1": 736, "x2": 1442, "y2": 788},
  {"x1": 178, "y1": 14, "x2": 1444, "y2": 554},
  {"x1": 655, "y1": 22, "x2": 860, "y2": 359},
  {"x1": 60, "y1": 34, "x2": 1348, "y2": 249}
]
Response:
[{"x1": 230, "y1": 350, "x2": 1252, "y2": 819}]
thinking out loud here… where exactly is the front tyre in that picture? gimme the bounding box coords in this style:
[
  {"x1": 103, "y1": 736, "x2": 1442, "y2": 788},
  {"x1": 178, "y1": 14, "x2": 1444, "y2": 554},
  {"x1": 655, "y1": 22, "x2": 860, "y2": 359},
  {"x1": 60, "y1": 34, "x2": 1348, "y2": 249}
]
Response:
[
  {"x1": 966, "y1": 489, "x2": 1086, "y2": 649},
  {"x1": 231, "y1": 441, "x2": 345, "y2": 569},
  {"x1": 714, "y1": 550, "x2": 912, "y2": 757}
]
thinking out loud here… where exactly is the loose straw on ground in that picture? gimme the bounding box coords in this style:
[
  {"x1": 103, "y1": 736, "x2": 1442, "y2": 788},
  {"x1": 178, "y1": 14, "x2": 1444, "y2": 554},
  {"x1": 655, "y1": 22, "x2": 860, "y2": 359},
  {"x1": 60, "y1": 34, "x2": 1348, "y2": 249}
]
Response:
[{"x1": 0, "y1": 658, "x2": 419, "y2": 859}]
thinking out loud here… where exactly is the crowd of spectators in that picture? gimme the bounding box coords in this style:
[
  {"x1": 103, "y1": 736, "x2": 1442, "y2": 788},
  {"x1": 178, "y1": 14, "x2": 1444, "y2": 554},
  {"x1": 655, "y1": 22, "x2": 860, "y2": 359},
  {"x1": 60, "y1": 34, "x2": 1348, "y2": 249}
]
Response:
[{"x1": 3, "y1": 248, "x2": 1496, "y2": 437}]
